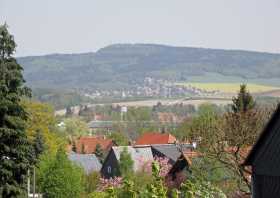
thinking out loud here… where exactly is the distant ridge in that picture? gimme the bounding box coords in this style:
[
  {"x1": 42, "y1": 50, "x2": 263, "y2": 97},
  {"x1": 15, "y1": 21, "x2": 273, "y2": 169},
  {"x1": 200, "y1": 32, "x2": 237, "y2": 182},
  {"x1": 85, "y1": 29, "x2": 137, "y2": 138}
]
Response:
[{"x1": 18, "y1": 44, "x2": 280, "y2": 90}]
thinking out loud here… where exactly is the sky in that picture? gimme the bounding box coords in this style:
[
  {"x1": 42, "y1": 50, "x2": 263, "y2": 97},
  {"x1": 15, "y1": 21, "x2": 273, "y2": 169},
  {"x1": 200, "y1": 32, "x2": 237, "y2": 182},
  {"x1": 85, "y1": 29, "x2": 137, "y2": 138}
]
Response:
[{"x1": 1, "y1": 0, "x2": 280, "y2": 57}]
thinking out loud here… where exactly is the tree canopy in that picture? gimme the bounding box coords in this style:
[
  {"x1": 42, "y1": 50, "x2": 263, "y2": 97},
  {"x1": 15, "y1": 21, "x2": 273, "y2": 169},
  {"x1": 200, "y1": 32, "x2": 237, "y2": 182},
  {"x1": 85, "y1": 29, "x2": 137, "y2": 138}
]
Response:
[
  {"x1": 232, "y1": 84, "x2": 255, "y2": 113},
  {"x1": 40, "y1": 148, "x2": 84, "y2": 198},
  {"x1": 23, "y1": 100, "x2": 66, "y2": 155}
]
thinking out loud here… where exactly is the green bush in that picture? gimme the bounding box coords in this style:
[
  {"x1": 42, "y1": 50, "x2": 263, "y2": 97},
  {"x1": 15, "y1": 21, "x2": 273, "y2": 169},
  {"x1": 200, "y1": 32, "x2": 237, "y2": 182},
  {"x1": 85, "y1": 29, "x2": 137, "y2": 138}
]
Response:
[
  {"x1": 40, "y1": 148, "x2": 84, "y2": 198},
  {"x1": 85, "y1": 171, "x2": 100, "y2": 194}
]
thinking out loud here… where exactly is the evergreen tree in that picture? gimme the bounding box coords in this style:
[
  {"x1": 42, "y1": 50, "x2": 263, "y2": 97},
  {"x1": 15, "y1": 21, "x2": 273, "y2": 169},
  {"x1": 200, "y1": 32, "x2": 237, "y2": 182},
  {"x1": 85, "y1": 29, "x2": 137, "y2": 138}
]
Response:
[
  {"x1": 95, "y1": 143, "x2": 104, "y2": 163},
  {"x1": 232, "y1": 84, "x2": 255, "y2": 113},
  {"x1": 33, "y1": 129, "x2": 45, "y2": 161},
  {"x1": 0, "y1": 24, "x2": 35, "y2": 197},
  {"x1": 119, "y1": 147, "x2": 134, "y2": 178}
]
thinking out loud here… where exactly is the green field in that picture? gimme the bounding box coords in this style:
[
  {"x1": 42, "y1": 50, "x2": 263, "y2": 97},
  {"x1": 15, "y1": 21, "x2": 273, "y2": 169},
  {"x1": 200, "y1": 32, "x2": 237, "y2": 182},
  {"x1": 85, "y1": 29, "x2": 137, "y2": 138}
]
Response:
[{"x1": 176, "y1": 82, "x2": 280, "y2": 93}]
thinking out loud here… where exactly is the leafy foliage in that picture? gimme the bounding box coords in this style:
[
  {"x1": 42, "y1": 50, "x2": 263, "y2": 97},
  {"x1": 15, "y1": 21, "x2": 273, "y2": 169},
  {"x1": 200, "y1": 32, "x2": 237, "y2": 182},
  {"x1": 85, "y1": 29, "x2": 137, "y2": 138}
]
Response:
[
  {"x1": 108, "y1": 132, "x2": 129, "y2": 146},
  {"x1": 94, "y1": 156, "x2": 225, "y2": 198},
  {"x1": 32, "y1": 87, "x2": 93, "y2": 109},
  {"x1": 61, "y1": 117, "x2": 89, "y2": 141},
  {"x1": 119, "y1": 147, "x2": 134, "y2": 178},
  {"x1": 180, "y1": 176, "x2": 226, "y2": 198},
  {"x1": 95, "y1": 143, "x2": 104, "y2": 163},
  {"x1": 85, "y1": 171, "x2": 101, "y2": 194},
  {"x1": 33, "y1": 129, "x2": 45, "y2": 161},
  {"x1": 181, "y1": 88, "x2": 274, "y2": 194},
  {"x1": 40, "y1": 148, "x2": 84, "y2": 198},
  {"x1": 145, "y1": 162, "x2": 168, "y2": 198},
  {"x1": 23, "y1": 100, "x2": 66, "y2": 155}
]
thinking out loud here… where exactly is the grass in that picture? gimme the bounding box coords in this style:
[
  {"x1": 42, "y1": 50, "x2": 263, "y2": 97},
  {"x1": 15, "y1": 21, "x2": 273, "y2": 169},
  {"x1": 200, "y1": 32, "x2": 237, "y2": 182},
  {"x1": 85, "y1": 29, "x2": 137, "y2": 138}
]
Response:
[{"x1": 176, "y1": 82, "x2": 280, "y2": 93}]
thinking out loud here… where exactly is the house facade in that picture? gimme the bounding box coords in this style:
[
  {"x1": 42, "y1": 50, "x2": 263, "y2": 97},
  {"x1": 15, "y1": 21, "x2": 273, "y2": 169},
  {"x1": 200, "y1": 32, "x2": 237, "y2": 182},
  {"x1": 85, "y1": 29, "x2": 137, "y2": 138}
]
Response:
[
  {"x1": 167, "y1": 151, "x2": 200, "y2": 188},
  {"x1": 101, "y1": 144, "x2": 195, "y2": 178},
  {"x1": 244, "y1": 105, "x2": 280, "y2": 198},
  {"x1": 101, "y1": 146, "x2": 154, "y2": 178}
]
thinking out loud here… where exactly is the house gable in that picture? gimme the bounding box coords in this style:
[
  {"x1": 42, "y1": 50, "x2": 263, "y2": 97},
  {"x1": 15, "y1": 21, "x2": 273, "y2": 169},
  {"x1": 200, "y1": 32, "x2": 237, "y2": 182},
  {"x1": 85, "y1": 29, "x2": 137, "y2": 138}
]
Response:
[
  {"x1": 244, "y1": 105, "x2": 280, "y2": 176},
  {"x1": 101, "y1": 149, "x2": 120, "y2": 178},
  {"x1": 101, "y1": 146, "x2": 154, "y2": 178}
]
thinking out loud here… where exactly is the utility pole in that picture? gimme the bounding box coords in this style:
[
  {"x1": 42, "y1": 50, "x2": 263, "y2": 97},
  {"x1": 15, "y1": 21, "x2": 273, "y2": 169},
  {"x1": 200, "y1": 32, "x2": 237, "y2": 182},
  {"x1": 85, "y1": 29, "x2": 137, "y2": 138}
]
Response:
[
  {"x1": 27, "y1": 169, "x2": 30, "y2": 198},
  {"x1": 33, "y1": 166, "x2": 35, "y2": 198}
]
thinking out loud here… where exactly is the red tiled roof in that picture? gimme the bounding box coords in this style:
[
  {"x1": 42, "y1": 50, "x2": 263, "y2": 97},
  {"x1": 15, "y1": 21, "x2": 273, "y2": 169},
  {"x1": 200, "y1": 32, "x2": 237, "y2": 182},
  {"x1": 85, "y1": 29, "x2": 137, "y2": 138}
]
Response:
[
  {"x1": 76, "y1": 136, "x2": 114, "y2": 154},
  {"x1": 135, "y1": 132, "x2": 177, "y2": 145}
]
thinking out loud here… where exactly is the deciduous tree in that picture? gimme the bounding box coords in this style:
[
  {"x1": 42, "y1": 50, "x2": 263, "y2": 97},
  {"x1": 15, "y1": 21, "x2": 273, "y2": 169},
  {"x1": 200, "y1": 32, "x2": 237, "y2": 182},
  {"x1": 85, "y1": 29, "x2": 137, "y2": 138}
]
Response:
[
  {"x1": 184, "y1": 86, "x2": 273, "y2": 194},
  {"x1": 41, "y1": 148, "x2": 84, "y2": 198},
  {"x1": 23, "y1": 100, "x2": 66, "y2": 155}
]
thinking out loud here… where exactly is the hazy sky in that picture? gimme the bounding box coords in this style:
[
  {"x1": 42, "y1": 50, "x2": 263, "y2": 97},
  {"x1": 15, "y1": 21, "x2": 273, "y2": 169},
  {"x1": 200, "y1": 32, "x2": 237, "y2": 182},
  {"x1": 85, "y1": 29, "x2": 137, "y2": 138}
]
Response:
[{"x1": 1, "y1": 0, "x2": 280, "y2": 57}]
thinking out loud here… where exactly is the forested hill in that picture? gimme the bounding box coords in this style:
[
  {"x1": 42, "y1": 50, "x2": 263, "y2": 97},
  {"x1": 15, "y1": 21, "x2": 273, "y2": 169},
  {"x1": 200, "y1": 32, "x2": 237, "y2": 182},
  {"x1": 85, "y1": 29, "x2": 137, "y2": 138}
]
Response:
[{"x1": 18, "y1": 44, "x2": 280, "y2": 90}]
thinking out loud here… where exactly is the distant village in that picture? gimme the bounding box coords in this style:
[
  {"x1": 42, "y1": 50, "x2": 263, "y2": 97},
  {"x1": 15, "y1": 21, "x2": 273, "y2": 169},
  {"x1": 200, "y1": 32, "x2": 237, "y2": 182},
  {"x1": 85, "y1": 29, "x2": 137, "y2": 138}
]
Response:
[{"x1": 82, "y1": 77, "x2": 223, "y2": 100}]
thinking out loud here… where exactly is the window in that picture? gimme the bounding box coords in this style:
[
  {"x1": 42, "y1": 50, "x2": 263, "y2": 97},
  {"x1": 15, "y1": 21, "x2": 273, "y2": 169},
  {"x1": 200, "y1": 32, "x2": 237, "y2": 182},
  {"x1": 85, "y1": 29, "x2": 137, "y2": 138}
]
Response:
[{"x1": 107, "y1": 166, "x2": 111, "y2": 173}]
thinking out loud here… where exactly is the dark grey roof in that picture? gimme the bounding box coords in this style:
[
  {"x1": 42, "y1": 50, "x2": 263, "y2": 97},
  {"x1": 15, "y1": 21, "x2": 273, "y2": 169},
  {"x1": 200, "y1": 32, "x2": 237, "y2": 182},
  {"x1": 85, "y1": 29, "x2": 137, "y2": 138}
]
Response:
[
  {"x1": 151, "y1": 144, "x2": 194, "y2": 163},
  {"x1": 68, "y1": 152, "x2": 102, "y2": 174}
]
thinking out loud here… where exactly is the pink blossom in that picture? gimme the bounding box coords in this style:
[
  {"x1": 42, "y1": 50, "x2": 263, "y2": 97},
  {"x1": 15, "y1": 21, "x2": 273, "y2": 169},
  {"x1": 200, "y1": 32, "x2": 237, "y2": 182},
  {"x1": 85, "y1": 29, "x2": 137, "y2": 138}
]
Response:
[
  {"x1": 137, "y1": 156, "x2": 172, "y2": 177},
  {"x1": 98, "y1": 177, "x2": 123, "y2": 191}
]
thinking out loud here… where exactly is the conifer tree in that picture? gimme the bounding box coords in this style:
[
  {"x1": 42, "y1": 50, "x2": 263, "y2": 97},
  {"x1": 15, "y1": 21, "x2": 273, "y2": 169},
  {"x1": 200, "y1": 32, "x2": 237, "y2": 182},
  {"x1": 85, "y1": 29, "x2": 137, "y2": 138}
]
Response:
[
  {"x1": 33, "y1": 129, "x2": 45, "y2": 161},
  {"x1": 232, "y1": 84, "x2": 255, "y2": 113},
  {"x1": 95, "y1": 143, "x2": 104, "y2": 163},
  {"x1": 119, "y1": 147, "x2": 134, "y2": 178},
  {"x1": 0, "y1": 24, "x2": 35, "y2": 197}
]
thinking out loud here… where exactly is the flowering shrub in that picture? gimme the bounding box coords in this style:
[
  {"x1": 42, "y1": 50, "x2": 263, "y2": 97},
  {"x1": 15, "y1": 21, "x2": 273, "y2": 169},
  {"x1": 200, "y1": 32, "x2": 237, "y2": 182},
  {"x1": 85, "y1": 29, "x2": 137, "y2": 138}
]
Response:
[
  {"x1": 98, "y1": 177, "x2": 123, "y2": 191},
  {"x1": 180, "y1": 176, "x2": 226, "y2": 198},
  {"x1": 157, "y1": 157, "x2": 172, "y2": 177},
  {"x1": 93, "y1": 160, "x2": 226, "y2": 198},
  {"x1": 138, "y1": 156, "x2": 172, "y2": 177}
]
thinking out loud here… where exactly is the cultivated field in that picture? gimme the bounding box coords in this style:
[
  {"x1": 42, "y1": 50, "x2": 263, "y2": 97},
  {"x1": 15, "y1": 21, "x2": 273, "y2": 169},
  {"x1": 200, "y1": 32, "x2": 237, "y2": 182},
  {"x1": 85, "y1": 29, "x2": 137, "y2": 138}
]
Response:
[{"x1": 176, "y1": 82, "x2": 280, "y2": 93}]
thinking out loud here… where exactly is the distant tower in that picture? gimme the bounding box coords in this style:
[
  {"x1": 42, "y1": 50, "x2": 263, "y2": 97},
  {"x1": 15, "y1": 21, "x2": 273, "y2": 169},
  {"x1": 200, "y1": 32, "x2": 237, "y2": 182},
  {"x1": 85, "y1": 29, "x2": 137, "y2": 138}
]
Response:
[{"x1": 120, "y1": 106, "x2": 127, "y2": 121}]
